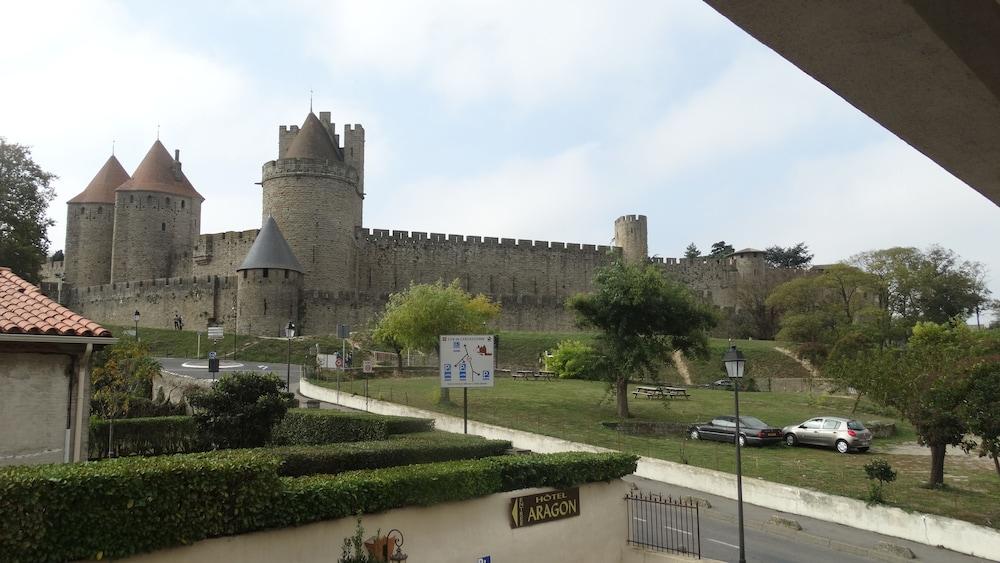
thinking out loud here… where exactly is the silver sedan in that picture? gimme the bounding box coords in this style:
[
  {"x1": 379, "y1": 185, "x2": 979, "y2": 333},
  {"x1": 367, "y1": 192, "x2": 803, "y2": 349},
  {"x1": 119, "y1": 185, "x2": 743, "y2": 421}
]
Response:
[{"x1": 782, "y1": 417, "x2": 873, "y2": 454}]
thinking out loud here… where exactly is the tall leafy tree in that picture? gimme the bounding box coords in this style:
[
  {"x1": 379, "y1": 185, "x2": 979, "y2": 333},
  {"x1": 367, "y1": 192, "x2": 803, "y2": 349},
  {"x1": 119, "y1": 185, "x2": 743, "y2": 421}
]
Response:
[
  {"x1": 764, "y1": 242, "x2": 814, "y2": 269},
  {"x1": 961, "y1": 359, "x2": 1000, "y2": 477},
  {"x1": 683, "y1": 243, "x2": 701, "y2": 259},
  {"x1": 568, "y1": 262, "x2": 715, "y2": 418},
  {"x1": 372, "y1": 280, "x2": 500, "y2": 402},
  {"x1": 0, "y1": 139, "x2": 57, "y2": 284},
  {"x1": 709, "y1": 241, "x2": 734, "y2": 257}
]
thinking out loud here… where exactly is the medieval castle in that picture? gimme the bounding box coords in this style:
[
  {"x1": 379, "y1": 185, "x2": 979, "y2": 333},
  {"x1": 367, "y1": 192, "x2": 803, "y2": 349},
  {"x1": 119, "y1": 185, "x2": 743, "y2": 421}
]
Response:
[{"x1": 44, "y1": 110, "x2": 794, "y2": 336}]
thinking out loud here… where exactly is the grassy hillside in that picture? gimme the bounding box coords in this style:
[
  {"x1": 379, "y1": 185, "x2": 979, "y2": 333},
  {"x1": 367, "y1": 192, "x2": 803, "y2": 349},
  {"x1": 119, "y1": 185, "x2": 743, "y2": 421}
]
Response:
[{"x1": 683, "y1": 339, "x2": 810, "y2": 384}]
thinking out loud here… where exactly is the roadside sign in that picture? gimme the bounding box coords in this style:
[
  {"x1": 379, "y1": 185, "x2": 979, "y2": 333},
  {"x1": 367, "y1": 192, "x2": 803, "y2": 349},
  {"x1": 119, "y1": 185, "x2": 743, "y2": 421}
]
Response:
[
  {"x1": 207, "y1": 326, "x2": 224, "y2": 342},
  {"x1": 208, "y1": 357, "x2": 219, "y2": 373},
  {"x1": 363, "y1": 360, "x2": 373, "y2": 374},
  {"x1": 208, "y1": 351, "x2": 217, "y2": 360},
  {"x1": 336, "y1": 357, "x2": 343, "y2": 368},
  {"x1": 440, "y1": 335, "x2": 496, "y2": 388},
  {"x1": 337, "y1": 324, "x2": 350, "y2": 339}
]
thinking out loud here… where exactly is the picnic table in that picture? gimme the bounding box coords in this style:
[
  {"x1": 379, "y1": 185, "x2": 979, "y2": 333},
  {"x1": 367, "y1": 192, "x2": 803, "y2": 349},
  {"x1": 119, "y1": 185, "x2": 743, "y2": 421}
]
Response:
[
  {"x1": 631, "y1": 385, "x2": 690, "y2": 399},
  {"x1": 512, "y1": 370, "x2": 555, "y2": 381}
]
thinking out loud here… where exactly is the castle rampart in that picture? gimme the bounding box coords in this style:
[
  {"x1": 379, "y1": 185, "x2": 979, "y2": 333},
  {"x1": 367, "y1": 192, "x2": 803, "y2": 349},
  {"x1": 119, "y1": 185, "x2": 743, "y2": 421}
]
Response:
[{"x1": 193, "y1": 228, "x2": 260, "y2": 277}]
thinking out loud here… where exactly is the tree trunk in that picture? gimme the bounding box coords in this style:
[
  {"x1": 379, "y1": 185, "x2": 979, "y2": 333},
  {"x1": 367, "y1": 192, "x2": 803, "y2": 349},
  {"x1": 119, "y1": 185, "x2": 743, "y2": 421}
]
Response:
[
  {"x1": 615, "y1": 377, "x2": 631, "y2": 419},
  {"x1": 993, "y1": 454, "x2": 999, "y2": 478},
  {"x1": 928, "y1": 442, "x2": 947, "y2": 487},
  {"x1": 851, "y1": 392, "x2": 864, "y2": 413},
  {"x1": 436, "y1": 344, "x2": 452, "y2": 404},
  {"x1": 394, "y1": 349, "x2": 403, "y2": 376}
]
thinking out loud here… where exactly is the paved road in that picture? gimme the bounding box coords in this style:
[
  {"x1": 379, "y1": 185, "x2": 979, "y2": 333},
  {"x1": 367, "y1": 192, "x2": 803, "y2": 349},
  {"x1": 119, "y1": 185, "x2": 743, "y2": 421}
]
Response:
[{"x1": 624, "y1": 475, "x2": 992, "y2": 563}]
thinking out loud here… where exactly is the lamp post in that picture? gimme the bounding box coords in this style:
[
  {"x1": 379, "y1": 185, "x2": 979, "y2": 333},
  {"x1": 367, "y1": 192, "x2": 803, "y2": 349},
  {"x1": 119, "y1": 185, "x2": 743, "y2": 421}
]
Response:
[
  {"x1": 132, "y1": 310, "x2": 140, "y2": 341},
  {"x1": 723, "y1": 343, "x2": 747, "y2": 563},
  {"x1": 285, "y1": 321, "x2": 296, "y2": 390}
]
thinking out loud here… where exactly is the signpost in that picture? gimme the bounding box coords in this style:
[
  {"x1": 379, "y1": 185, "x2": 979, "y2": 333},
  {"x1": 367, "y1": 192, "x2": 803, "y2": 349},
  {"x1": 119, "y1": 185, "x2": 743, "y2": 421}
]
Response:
[
  {"x1": 363, "y1": 360, "x2": 373, "y2": 374},
  {"x1": 207, "y1": 326, "x2": 224, "y2": 380},
  {"x1": 509, "y1": 487, "x2": 580, "y2": 529},
  {"x1": 440, "y1": 335, "x2": 496, "y2": 433}
]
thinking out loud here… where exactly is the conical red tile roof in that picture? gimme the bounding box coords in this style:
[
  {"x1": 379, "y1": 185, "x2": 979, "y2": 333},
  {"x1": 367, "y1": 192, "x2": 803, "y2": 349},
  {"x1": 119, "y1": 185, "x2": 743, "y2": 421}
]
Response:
[
  {"x1": 285, "y1": 112, "x2": 341, "y2": 161},
  {"x1": 68, "y1": 155, "x2": 130, "y2": 204},
  {"x1": 117, "y1": 140, "x2": 204, "y2": 200},
  {"x1": 0, "y1": 268, "x2": 111, "y2": 337}
]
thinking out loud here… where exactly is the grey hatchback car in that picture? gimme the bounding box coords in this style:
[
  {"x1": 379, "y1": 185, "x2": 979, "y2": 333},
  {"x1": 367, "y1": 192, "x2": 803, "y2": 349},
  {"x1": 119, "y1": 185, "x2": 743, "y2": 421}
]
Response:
[{"x1": 782, "y1": 417, "x2": 872, "y2": 454}]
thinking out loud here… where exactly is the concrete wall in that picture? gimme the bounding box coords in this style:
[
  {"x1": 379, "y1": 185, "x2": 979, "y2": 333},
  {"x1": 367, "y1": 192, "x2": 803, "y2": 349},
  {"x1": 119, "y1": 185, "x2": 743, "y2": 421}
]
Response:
[
  {"x1": 123, "y1": 481, "x2": 634, "y2": 563},
  {"x1": 0, "y1": 353, "x2": 72, "y2": 466},
  {"x1": 153, "y1": 370, "x2": 211, "y2": 407},
  {"x1": 355, "y1": 227, "x2": 620, "y2": 300},
  {"x1": 300, "y1": 380, "x2": 1000, "y2": 561}
]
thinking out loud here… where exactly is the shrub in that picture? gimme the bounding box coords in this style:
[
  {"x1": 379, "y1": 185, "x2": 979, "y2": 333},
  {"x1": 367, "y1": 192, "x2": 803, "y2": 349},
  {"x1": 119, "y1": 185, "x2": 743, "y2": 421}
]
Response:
[
  {"x1": 271, "y1": 410, "x2": 434, "y2": 445},
  {"x1": 90, "y1": 338, "x2": 161, "y2": 419},
  {"x1": 190, "y1": 372, "x2": 292, "y2": 449},
  {"x1": 272, "y1": 433, "x2": 512, "y2": 476},
  {"x1": 0, "y1": 451, "x2": 636, "y2": 562},
  {"x1": 545, "y1": 339, "x2": 601, "y2": 379},
  {"x1": 89, "y1": 416, "x2": 201, "y2": 459},
  {"x1": 864, "y1": 458, "x2": 897, "y2": 505},
  {"x1": 0, "y1": 450, "x2": 282, "y2": 563}
]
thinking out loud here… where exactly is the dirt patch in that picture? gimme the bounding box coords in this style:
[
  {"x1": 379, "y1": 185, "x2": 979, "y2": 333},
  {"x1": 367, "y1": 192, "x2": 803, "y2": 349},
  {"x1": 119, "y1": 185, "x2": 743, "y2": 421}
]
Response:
[
  {"x1": 773, "y1": 346, "x2": 820, "y2": 377},
  {"x1": 885, "y1": 442, "x2": 996, "y2": 470},
  {"x1": 672, "y1": 350, "x2": 692, "y2": 385}
]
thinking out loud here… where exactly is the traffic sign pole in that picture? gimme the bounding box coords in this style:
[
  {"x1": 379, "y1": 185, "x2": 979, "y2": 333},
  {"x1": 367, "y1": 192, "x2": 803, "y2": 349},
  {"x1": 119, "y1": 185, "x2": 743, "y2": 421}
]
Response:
[{"x1": 464, "y1": 388, "x2": 468, "y2": 434}]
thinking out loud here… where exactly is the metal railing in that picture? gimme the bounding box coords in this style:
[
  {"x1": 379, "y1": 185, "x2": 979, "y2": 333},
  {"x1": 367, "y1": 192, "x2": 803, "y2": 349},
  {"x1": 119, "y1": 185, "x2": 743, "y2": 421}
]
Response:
[{"x1": 625, "y1": 490, "x2": 701, "y2": 558}]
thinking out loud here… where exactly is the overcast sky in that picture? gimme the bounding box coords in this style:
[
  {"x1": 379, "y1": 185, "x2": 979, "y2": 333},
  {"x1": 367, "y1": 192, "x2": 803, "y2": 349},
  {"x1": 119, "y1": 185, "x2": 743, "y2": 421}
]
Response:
[{"x1": 3, "y1": 1, "x2": 998, "y2": 314}]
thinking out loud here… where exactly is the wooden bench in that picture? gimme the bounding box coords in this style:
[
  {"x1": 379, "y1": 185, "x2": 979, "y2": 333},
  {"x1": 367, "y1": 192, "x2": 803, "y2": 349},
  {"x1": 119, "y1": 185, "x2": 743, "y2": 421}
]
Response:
[
  {"x1": 512, "y1": 370, "x2": 554, "y2": 381},
  {"x1": 631, "y1": 386, "x2": 691, "y2": 399}
]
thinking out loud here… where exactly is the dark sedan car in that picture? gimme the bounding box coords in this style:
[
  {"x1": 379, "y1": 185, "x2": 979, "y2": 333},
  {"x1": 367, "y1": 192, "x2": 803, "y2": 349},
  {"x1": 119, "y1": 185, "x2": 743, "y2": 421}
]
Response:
[{"x1": 688, "y1": 416, "x2": 784, "y2": 447}]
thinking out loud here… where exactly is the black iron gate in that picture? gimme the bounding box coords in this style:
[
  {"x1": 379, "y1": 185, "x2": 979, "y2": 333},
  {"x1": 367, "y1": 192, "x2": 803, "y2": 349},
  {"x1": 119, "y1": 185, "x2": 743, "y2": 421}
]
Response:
[{"x1": 625, "y1": 490, "x2": 701, "y2": 558}]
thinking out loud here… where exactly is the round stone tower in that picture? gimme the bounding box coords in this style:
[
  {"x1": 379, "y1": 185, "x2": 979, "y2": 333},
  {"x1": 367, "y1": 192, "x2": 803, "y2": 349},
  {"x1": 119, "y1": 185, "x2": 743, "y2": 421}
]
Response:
[
  {"x1": 110, "y1": 141, "x2": 203, "y2": 282},
  {"x1": 65, "y1": 155, "x2": 130, "y2": 287},
  {"x1": 614, "y1": 214, "x2": 648, "y2": 265},
  {"x1": 261, "y1": 111, "x2": 364, "y2": 295},
  {"x1": 730, "y1": 248, "x2": 766, "y2": 278},
  {"x1": 237, "y1": 216, "x2": 303, "y2": 336}
]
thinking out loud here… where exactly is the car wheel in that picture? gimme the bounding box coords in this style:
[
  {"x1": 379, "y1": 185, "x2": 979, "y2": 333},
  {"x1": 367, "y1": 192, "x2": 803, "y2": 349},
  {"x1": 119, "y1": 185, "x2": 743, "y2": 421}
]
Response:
[
  {"x1": 836, "y1": 440, "x2": 850, "y2": 454},
  {"x1": 737, "y1": 434, "x2": 747, "y2": 447},
  {"x1": 784, "y1": 434, "x2": 798, "y2": 446},
  {"x1": 857, "y1": 447, "x2": 869, "y2": 453},
  {"x1": 690, "y1": 429, "x2": 700, "y2": 441}
]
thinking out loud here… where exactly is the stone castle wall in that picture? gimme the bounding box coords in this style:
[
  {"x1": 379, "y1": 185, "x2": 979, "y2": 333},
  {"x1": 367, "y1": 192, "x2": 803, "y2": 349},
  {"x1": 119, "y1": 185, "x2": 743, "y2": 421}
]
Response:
[
  {"x1": 354, "y1": 227, "x2": 620, "y2": 299},
  {"x1": 65, "y1": 203, "x2": 113, "y2": 286},
  {"x1": 110, "y1": 191, "x2": 201, "y2": 282},
  {"x1": 237, "y1": 269, "x2": 302, "y2": 337},
  {"x1": 193, "y1": 229, "x2": 260, "y2": 278}
]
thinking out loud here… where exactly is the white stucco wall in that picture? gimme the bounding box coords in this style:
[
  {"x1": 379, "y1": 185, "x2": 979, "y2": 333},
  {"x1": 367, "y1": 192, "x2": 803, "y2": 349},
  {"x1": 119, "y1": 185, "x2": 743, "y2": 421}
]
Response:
[
  {"x1": 122, "y1": 481, "x2": 647, "y2": 563},
  {"x1": 0, "y1": 353, "x2": 72, "y2": 466}
]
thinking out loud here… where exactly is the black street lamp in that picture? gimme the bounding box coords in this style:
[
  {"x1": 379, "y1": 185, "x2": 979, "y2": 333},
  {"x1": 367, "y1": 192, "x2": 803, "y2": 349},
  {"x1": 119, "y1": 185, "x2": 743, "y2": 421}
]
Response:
[
  {"x1": 723, "y1": 343, "x2": 747, "y2": 563},
  {"x1": 285, "y1": 321, "x2": 296, "y2": 390},
  {"x1": 132, "y1": 310, "x2": 141, "y2": 341}
]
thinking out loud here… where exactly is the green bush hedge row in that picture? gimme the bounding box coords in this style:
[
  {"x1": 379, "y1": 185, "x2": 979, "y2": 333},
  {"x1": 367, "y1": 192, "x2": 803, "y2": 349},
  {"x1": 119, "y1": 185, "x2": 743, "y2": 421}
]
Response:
[
  {"x1": 89, "y1": 416, "x2": 202, "y2": 459},
  {"x1": 0, "y1": 451, "x2": 636, "y2": 562},
  {"x1": 270, "y1": 409, "x2": 434, "y2": 446},
  {"x1": 271, "y1": 433, "x2": 511, "y2": 476}
]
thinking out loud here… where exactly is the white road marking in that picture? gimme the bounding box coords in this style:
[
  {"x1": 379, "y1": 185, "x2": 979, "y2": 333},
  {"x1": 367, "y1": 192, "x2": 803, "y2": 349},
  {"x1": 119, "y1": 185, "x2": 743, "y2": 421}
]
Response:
[
  {"x1": 707, "y1": 538, "x2": 740, "y2": 550},
  {"x1": 664, "y1": 526, "x2": 692, "y2": 536}
]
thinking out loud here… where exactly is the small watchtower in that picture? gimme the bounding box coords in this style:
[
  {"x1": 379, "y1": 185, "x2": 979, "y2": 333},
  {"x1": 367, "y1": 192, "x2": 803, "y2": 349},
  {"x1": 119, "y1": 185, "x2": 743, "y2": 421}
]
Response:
[
  {"x1": 614, "y1": 214, "x2": 649, "y2": 265},
  {"x1": 236, "y1": 216, "x2": 304, "y2": 336}
]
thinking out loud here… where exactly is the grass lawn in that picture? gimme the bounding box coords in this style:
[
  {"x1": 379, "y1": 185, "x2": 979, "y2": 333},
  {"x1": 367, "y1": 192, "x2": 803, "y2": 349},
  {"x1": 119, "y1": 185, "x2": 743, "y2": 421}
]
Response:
[{"x1": 314, "y1": 375, "x2": 1000, "y2": 529}]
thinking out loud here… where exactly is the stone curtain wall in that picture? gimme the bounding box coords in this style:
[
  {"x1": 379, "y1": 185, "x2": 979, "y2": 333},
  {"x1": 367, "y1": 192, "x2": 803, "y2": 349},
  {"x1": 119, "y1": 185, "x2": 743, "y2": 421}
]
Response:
[
  {"x1": 63, "y1": 275, "x2": 237, "y2": 331},
  {"x1": 193, "y1": 229, "x2": 260, "y2": 278},
  {"x1": 354, "y1": 228, "x2": 620, "y2": 300}
]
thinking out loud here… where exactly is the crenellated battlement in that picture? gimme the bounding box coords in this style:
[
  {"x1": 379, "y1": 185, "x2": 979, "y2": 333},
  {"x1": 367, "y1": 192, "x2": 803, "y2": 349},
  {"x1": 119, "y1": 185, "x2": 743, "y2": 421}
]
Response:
[
  {"x1": 615, "y1": 214, "x2": 647, "y2": 224},
  {"x1": 354, "y1": 226, "x2": 621, "y2": 254},
  {"x1": 262, "y1": 158, "x2": 359, "y2": 184},
  {"x1": 69, "y1": 274, "x2": 237, "y2": 298}
]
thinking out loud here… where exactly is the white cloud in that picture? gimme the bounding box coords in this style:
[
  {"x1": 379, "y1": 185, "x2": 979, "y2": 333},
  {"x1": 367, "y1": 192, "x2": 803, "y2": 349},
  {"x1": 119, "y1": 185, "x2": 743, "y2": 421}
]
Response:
[
  {"x1": 631, "y1": 51, "x2": 840, "y2": 182},
  {"x1": 365, "y1": 144, "x2": 613, "y2": 244},
  {"x1": 300, "y1": 0, "x2": 722, "y2": 107}
]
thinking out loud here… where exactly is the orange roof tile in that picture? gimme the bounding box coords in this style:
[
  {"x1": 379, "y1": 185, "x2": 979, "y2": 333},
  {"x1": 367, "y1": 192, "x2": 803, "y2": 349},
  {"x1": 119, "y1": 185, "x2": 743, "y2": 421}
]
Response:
[
  {"x1": 117, "y1": 140, "x2": 204, "y2": 200},
  {"x1": 68, "y1": 155, "x2": 130, "y2": 204},
  {"x1": 0, "y1": 268, "x2": 112, "y2": 337}
]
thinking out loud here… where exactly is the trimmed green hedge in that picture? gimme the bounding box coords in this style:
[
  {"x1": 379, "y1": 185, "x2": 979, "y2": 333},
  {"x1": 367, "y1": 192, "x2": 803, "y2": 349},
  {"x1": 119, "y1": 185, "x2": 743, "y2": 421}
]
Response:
[
  {"x1": 89, "y1": 416, "x2": 202, "y2": 459},
  {"x1": 271, "y1": 409, "x2": 434, "y2": 445},
  {"x1": 0, "y1": 451, "x2": 635, "y2": 562},
  {"x1": 271, "y1": 433, "x2": 512, "y2": 476}
]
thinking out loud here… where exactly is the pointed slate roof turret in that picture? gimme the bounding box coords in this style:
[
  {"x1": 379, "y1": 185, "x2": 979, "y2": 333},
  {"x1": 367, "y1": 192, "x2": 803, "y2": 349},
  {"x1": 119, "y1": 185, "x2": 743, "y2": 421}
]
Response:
[
  {"x1": 117, "y1": 140, "x2": 204, "y2": 200},
  {"x1": 68, "y1": 155, "x2": 130, "y2": 204},
  {"x1": 284, "y1": 112, "x2": 341, "y2": 161},
  {"x1": 237, "y1": 216, "x2": 304, "y2": 273}
]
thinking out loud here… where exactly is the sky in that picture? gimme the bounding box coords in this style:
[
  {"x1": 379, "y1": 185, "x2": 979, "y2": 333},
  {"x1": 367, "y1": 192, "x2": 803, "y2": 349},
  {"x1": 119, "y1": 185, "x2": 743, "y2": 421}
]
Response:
[{"x1": 2, "y1": 0, "x2": 998, "y2": 317}]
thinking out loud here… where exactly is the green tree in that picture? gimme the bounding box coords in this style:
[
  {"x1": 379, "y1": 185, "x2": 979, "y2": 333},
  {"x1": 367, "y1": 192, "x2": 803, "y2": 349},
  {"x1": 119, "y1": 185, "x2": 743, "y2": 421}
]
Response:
[
  {"x1": 90, "y1": 338, "x2": 162, "y2": 419},
  {"x1": 568, "y1": 262, "x2": 716, "y2": 418},
  {"x1": 372, "y1": 280, "x2": 501, "y2": 402},
  {"x1": 709, "y1": 241, "x2": 734, "y2": 257},
  {"x1": 189, "y1": 371, "x2": 292, "y2": 449},
  {"x1": 846, "y1": 323, "x2": 999, "y2": 486},
  {"x1": 764, "y1": 242, "x2": 813, "y2": 269},
  {"x1": 961, "y1": 359, "x2": 1000, "y2": 477},
  {"x1": 683, "y1": 243, "x2": 701, "y2": 259},
  {"x1": 545, "y1": 340, "x2": 602, "y2": 380},
  {"x1": 0, "y1": 138, "x2": 57, "y2": 284}
]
